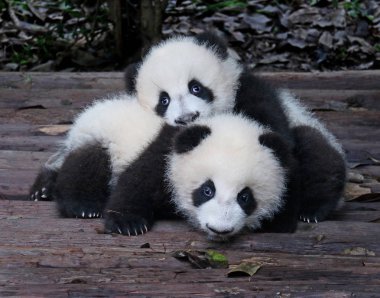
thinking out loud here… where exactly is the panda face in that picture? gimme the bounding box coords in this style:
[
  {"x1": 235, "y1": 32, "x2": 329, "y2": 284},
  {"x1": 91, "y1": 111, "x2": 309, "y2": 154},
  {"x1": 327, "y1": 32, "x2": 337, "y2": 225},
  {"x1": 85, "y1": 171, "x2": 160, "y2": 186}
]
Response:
[
  {"x1": 135, "y1": 36, "x2": 242, "y2": 126},
  {"x1": 167, "y1": 114, "x2": 288, "y2": 241}
]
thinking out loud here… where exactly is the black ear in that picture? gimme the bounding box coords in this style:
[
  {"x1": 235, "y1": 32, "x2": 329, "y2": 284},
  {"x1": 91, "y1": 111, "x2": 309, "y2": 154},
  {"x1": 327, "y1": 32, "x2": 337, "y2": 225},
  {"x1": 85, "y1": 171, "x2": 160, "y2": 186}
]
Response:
[
  {"x1": 194, "y1": 31, "x2": 228, "y2": 60},
  {"x1": 124, "y1": 63, "x2": 140, "y2": 94},
  {"x1": 259, "y1": 132, "x2": 293, "y2": 168},
  {"x1": 174, "y1": 125, "x2": 211, "y2": 154}
]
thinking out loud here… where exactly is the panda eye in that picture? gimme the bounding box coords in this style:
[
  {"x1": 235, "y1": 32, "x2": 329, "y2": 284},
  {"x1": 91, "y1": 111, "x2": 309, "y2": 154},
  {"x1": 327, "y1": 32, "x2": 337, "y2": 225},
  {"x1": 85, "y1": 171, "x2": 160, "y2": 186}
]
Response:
[
  {"x1": 192, "y1": 179, "x2": 215, "y2": 207},
  {"x1": 189, "y1": 80, "x2": 203, "y2": 95},
  {"x1": 237, "y1": 187, "x2": 256, "y2": 215},
  {"x1": 159, "y1": 92, "x2": 170, "y2": 106},
  {"x1": 202, "y1": 186, "x2": 214, "y2": 197},
  {"x1": 191, "y1": 84, "x2": 201, "y2": 94}
]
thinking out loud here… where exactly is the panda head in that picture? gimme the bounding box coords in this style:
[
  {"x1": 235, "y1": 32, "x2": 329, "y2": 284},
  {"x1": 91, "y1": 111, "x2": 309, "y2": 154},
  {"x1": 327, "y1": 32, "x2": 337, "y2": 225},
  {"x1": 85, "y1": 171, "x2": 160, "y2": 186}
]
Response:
[
  {"x1": 166, "y1": 114, "x2": 291, "y2": 241},
  {"x1": 127, "y1": 32, "x2": 242, "y2": 126}
]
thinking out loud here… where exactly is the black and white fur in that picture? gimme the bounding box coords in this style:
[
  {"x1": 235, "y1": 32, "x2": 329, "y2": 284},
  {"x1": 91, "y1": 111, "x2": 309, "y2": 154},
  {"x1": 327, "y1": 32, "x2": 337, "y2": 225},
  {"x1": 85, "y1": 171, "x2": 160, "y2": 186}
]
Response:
[
  {"x1": 126, "y1": 32, "x2": 346, "y2": 223},
  {"x1": 103, "y1": 113, "x2": 300, "y2": 239},
  {"x1": 30, "y1": 94, "x2": 166, "y2": 220}
]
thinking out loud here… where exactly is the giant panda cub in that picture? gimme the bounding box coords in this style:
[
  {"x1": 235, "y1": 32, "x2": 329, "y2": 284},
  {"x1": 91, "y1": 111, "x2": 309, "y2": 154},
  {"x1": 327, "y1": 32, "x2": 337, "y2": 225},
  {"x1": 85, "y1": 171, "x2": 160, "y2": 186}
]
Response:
[
  {"x1": 126, "y1": 31, "x2": 346, "y2": 223},
  {"x1": 103, "y1": 113, "x2": 300, "y2": 239},
  {"x1": 29, "y1": 94, "x2": 168, "y2": 220}
]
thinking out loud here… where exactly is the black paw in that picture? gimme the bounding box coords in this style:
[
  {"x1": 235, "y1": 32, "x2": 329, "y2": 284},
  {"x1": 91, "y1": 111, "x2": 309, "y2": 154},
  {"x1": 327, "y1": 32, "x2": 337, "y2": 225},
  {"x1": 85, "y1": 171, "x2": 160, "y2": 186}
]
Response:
[
  {"x1": 104, "y1": 210, "x2": 150, "y2": 236},
  {"x1": 29, "y1": 168, "x2": 57, "y2": 201},
  {"x1": 30, "y1": 187, "x2": 49, "y2": 201},
  {"x1": 299, "y1": 214, "x2": 319, "y2": 224},
  {"x1": 57, "y1": 200, "x2": 103, "y2": 219}
]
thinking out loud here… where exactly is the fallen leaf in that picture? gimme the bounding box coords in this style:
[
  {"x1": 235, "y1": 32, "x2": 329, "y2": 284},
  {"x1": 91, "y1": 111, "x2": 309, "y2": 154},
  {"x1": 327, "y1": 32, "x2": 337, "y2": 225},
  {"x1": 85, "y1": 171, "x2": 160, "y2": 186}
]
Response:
[
  {"x1": 172, "y1": 250, "x2": 228, "y2": 269},
  {"x1": 228, "y1": 263, "x2": 261, "y2": 277},
  {"x1": 38, "y1": 125, "x2": 70, "y2": 136},
  {"x1": 343, "y1": 247, "x2": 376, "y2": 256}
]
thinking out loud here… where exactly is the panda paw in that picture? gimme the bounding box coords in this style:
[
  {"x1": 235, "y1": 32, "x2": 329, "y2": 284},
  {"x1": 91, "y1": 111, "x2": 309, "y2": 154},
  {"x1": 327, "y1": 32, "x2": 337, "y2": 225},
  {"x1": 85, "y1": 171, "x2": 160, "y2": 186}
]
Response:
[
  {"x1": 299, "y1": 215, "x2": 319, "y2": 224},
  {"x1": 104, "y1": 210, "x2": 150, "y2": 236},
  {"x1": 56, "y1": 200, "x2": 103, "y2": 219},
  {"x1": 30, "y1": 187, "x2": 50, "y2": 201}
]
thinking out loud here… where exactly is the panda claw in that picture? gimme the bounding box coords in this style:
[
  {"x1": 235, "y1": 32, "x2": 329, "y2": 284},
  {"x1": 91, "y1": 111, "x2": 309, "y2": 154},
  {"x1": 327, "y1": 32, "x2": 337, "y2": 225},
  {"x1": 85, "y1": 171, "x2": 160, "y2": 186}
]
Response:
[
  {"x1": 140, "y1": 227, "x2": 144, "y2": 235},
  {"x1": 307, "y1": 218, "x2": 310, "y2": 223},
  {"x1": 42, "y1": 187, "x2": 47, "y2": 192},
  {"x1": 31, "y1": 194, "x2": 35, "y2": 200},
  {"x1": 35, "y1": 191, "x2": 39, "y2": 197},
  {"x1": 134, "y1": 228, "x2": 138, "y2": 236},
  {"x1": 144, "y1": 225, "x2": 148, "y2": 233},
  {"x1": 89, "y1": 213, "x2": 92, "y2": 218},
  {"x1": 127, "y1": 229, "x2": 131, "y2": 237},
  {"x1": 34, "y1": 198, "x2": 38, "y2": 202},
  {"x1": 82, "y1": 211, "x2": 85, "y2": 218},
  {"x1": 41, "y1": 194, "x2": 47, "y2": 199},
  {"x1": 117, "y1": 227, "x2": 122, "y2": 234},
  {"x1": 315, "y1": 218, "x2": 318, "y2": 223}
]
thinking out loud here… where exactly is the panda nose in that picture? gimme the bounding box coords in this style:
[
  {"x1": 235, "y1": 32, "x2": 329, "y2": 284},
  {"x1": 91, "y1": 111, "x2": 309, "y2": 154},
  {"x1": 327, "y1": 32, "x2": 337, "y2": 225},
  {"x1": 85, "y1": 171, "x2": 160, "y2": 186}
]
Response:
[
  {"x1": 175, "y1": 112, "x2": 200, "y2": 125},
  {"x1": 206, "y1": 224, "x2": 234, "y2": 235}
]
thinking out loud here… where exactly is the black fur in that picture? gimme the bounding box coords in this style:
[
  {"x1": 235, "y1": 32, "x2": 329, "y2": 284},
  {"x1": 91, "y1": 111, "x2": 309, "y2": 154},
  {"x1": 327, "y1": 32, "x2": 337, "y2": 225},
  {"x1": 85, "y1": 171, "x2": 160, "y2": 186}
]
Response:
[
  {"x1": 29, "y1": 167, "x2": 57, "y2": 201},
  {"x1": 104, "y1": 125, "x2": 180, "y2": 236},
  {"x1": 194, "y1": 32, "x2": 228, "y2": 60},
  {"x1": 54, "y1": 143, "x2": 112, "y2": 218},
  {"x1": 192, "y1": 179, "x2": 215, "y2": 207},
  {"x1": 124, "y1": 63, "x2": 140, "y2": 94},
  {"x1": 237, "y1": 187, "x2": 257, "y2": 216},
  {"x1": 155, "y1": 91, "x2": 170, "y2": 117},
  {"x1": 174, "y1": 125, "x2": 211, "y2": 154},
  {"x1": 258, "y1": 132, "x2": 300, "y2": 233},
  {"x1": 188, "y1": 79, "x2": 214, "y2": 102},
  {"x1": 293, "y1": 126, "x2": 346, "y2": 221},
  {"x1": 234, "y1": 71, "x2": 294, "y2": 145}
]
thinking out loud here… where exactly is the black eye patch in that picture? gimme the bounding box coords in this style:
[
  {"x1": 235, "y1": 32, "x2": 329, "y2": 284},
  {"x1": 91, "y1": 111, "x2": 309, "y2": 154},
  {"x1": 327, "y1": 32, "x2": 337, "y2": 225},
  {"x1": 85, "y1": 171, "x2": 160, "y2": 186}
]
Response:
[
  {"x1": 188, "y1": 79, "x2": 214, "y2": 102},
  {"x1": 237, "y1": 187, "x2": 257, "y2": 215},
  {"x1": 192, "y1": 179, "x2": 215, "y2": 207},
  {"x1": 155, "y1": 91, "x2": 171, "y2": 116}
]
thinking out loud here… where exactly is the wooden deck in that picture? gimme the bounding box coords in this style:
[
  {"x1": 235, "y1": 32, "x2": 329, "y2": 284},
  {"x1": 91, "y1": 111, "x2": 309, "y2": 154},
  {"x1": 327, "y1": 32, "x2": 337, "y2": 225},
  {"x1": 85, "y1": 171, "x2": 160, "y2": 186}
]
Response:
[{"x1": 0, "y1": 71, "x2": 380, "y2": 297}]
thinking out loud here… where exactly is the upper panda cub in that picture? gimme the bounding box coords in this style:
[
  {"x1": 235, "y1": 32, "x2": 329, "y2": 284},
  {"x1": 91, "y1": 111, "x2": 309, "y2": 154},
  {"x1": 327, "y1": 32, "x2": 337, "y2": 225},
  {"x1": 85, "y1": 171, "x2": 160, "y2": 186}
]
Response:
[{"x1": 126, "y1": 31, "x2": 346, "y2": 223}]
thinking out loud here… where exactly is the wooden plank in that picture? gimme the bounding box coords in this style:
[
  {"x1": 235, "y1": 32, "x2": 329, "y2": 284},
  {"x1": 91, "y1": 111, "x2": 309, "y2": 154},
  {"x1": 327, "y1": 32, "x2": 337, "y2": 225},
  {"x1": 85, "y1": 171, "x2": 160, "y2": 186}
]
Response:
[
  {"x1": 0, "y1": 89, "x2": 114, "y2": 109},
  {"x1": 0, "y1": 200, "x2": 379, "y2": 296},
  {"x1": 0, "y1": 71, "x2": 379, "y2": 91}
]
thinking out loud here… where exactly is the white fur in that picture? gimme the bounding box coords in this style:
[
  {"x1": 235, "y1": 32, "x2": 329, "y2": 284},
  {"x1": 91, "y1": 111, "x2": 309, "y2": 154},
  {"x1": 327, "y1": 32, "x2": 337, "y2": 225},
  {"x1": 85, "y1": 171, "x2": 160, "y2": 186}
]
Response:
[
  {"x1": 279, "y1": 90, "x2": 344, "y2": 156},
  {"x1": 167, "y1": 114, "x2": 287, "y2": 239},
  {"x1": 46, "y1": 93, "x2": 164, "y2": 184},
  {"x1": 136, "y1": 36, "x2": 242, "y2": 125}
]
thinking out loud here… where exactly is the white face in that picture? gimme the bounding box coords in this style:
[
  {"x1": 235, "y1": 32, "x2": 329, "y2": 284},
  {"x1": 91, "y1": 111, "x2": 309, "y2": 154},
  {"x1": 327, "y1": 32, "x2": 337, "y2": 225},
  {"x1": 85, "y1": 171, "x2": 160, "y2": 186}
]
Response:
[
  {"x1": 135, "y1": 37, "x2": 242, "y2": 126},
  {"x1": 167, "y1": 114, "x2": 287, "y2": 241}
]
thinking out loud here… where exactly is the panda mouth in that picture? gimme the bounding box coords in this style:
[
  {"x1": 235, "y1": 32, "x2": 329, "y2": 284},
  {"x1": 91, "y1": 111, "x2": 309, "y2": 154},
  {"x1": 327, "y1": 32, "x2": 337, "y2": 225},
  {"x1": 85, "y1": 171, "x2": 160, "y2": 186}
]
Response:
[{"x1": 174, "y1": 111, "x2": 200, "y2": 126}]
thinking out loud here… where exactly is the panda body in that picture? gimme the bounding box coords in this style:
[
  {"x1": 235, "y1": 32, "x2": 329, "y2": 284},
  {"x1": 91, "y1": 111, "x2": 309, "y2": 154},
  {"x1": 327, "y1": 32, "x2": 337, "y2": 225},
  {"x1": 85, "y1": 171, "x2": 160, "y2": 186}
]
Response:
[
  {"x1": 102, "y1": 112, "x2": 300, "y2": 239},
  {"x1": 127, "y1": 32, "x2": 346, "y2": 223},
  {"x1": 30, "y1": 93, "x2": 167, "y2": 219}
]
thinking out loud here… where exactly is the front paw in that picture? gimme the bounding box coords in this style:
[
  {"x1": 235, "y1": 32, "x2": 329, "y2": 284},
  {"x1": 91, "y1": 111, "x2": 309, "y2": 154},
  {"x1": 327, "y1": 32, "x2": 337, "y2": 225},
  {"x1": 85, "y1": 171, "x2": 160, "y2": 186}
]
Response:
[
  {"x1": 104, "y1": 210, "x2": 150, "y2": 236},
  {"x1": 56, "y1": 200, "x2": 103, "y2": 219}
]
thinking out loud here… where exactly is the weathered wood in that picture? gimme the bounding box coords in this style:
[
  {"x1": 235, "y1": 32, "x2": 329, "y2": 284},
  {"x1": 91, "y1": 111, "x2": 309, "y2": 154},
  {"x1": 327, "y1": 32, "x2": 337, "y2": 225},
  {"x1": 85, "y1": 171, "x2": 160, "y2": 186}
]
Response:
[
  {"x1": 1, "y1": 70, "x2": 379, "y2": 90},
  {"x1": 0, "y1": 71, "x2": 380, "y2": 296},
  {"x1": 0, "y1": 201, "x2": 379, "y2": 296}
]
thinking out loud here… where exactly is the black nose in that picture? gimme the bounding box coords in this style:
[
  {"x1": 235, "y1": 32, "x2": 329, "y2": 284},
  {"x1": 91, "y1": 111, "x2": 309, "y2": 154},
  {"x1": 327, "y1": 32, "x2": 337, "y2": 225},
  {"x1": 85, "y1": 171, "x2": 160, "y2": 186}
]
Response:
[
  {"x1": 206, "y1": 224, "x2": 234, "y2": 235},
  {"x1": 175, "y1": 112, "x2": 200, "y2": 125}
]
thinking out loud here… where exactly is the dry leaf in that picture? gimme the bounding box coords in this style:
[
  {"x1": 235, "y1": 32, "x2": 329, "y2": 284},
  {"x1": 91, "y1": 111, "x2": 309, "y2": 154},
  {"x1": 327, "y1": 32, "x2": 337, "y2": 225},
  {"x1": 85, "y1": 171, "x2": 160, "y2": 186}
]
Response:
[
  {"x1": 228, "y1": 263, "x2": 261, "y2": 277},
  {"x1": 343, "y1": 247, "x2": 376, "y2": 256},
  {"x1": 38, "y1": 125, "x2": 70, "y2": 136}
]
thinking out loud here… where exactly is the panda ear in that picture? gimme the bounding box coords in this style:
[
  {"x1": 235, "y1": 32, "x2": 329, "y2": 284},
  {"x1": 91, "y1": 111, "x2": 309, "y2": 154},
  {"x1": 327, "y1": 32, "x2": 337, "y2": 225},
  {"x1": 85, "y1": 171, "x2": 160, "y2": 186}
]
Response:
[
  {"x1": 194, "y1": 31, "x2": 228, "y2": 60},
  {"x1": 124, "y1": 63, "x2": 140, "y2": 94},
  {"x1": 174, "y1": 125, "x2": 211, "y2": 154},
  {"x1": 259, "y1": 132, "x2": 293, "y2": 168}
]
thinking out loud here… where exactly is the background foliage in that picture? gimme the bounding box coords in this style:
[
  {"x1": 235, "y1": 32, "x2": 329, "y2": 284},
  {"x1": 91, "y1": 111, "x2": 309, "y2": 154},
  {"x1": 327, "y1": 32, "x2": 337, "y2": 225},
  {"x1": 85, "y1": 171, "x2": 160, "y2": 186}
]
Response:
[{"x1": 0, "y1": 0, "x2": 379, "y2": 71}]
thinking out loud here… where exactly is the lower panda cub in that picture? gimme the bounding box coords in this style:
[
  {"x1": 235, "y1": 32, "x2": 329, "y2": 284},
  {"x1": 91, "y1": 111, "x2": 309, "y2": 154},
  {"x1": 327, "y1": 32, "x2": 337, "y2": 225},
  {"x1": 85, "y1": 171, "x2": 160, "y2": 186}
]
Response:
[{"x1": 105, "y1": 113, "x2": 345, "y2": 240}]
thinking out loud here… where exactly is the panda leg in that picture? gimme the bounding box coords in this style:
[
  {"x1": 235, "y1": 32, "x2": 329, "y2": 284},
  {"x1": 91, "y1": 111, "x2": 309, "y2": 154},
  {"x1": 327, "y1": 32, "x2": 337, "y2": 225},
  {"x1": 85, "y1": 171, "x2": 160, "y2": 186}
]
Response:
[
  {"x1": 54, "y1": 143, "x2": 112, "y2": 218},
  {"x1": 104, "y1": 125, "x2": 177, "y2": 236},
  {"x1": 29, "y1": 167, "x2": 58, "y2": 201},
  {"x1": 293, "y1": 126, "x2": 346, "y2": 222}
]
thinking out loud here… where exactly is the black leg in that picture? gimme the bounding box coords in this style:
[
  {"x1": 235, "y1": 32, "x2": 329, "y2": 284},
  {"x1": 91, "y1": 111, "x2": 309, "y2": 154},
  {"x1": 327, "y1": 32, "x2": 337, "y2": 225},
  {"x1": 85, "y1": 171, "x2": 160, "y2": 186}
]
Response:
[
  {"x1": 29, "y1": 167, "x2": 58, "y2": 201},
  {"x1": 54, "y1": 143, "x2": 112, "y2": 218}
]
